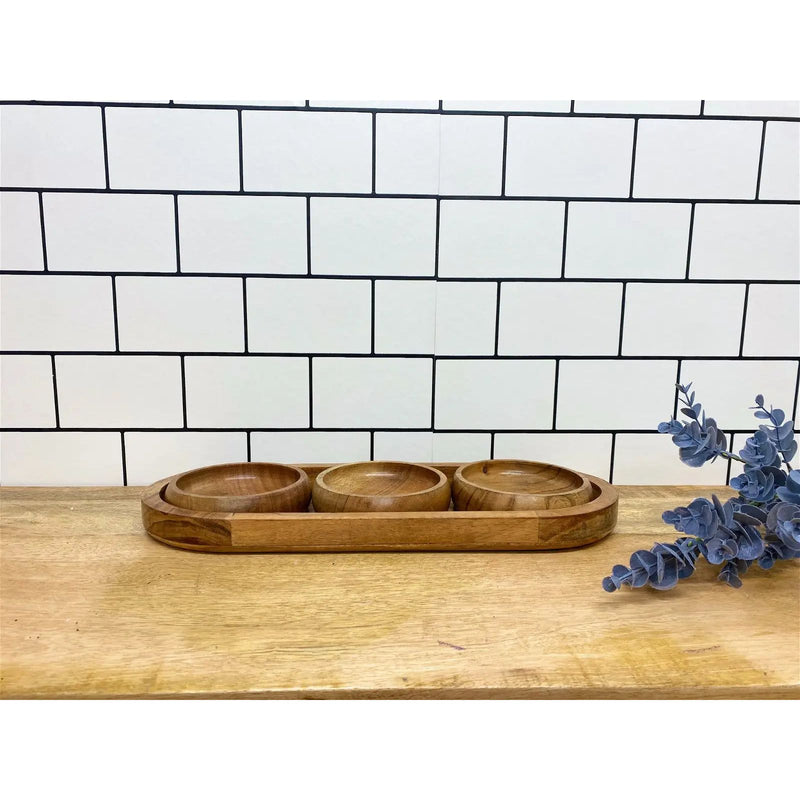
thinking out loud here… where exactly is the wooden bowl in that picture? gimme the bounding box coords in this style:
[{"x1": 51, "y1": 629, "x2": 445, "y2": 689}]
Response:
[
  {"x1": 164, "y1": 462, "x2": 310, "y2": 513},
  {"x1": 313, "y1": 461, "x2": 451, "y2": 513},
  {"x1": 452, "y1": 459, "x2": 593, "y2": 511}
]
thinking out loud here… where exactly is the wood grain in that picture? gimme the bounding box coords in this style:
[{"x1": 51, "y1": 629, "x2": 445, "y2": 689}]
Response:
[
  {"x1": 312, "y1": 461, "x2": 451, "y2": 513},
  {"x1": 1, "y1": 485, "x2": 798, "y2": 699},
  {"x1": 452, "y1": 459, "x2": 593, "y2": 510},
  {"x1": 164, "y1": 462, "x2": 310, "y2": 513},
  {"x1": 141, "y1": 464, "x2": 618, "y2": 551}
]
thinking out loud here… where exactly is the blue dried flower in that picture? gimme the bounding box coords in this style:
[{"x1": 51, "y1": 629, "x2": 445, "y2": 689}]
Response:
[
  {"x1": 661, "y1": 497, "x2": 719, "y2": 539},
  {"x1": 775, "y1": 470, "x2": 800, "y2": 504},
  {"x1": 730, "y1": 466, "x2": 775, "y2": 503},
  {"x1": 605, "y1": 387, "x2": 799, "y2": 593}
]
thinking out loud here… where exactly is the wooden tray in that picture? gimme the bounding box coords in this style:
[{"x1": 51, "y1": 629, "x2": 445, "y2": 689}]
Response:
[{"x1": 141, "y1": 463, "x2": 618, "y2": 553}]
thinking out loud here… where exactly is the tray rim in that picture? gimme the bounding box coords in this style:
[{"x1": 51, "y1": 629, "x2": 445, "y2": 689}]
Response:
[{"x1": 141, "y1": 462, "x2": 619, "y2": 553}]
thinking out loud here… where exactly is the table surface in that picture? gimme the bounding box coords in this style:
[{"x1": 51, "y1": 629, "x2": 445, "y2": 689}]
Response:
[{"x1": 1, "y1": 485, "x2": 798, "y2": 699}]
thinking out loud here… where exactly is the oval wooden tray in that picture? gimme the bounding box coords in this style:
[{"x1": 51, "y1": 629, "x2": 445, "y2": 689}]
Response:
[{"x1": 141, "y1": 463, "x2": 618, "y2": 552}]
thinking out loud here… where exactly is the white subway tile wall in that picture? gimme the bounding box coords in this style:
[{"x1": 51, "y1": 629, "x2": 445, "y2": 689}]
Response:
[{"x1": 0, "y1": 99, "x2": 798, "y2": 487}]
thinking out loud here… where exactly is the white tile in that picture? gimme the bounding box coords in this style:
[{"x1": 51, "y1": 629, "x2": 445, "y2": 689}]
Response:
[
  {"x1": 0, "y1": 192, "x2": 43, "y2": 270},
  {"x1": 247, "y1": 278, "x2": 371, "y2": 353},
  {"x1": 0, "y1": 432, "x2": 122, "y2": 485},
  {"x1": 105, "y1": 107, "x2": 239, "y2": 190},
  {"x1": 251, "y1": 431, "x2": 370, "y2": 463},
  {"x1": 565, "y1": 202, "x2": 691, "y2": 278},
  {"x1": 373, "y1": 432, "x2": 433, "y2": 461},
  {"x1": 375, "y1": 113, "x2": 440, "y2": 194},
  {"x1": 634, "y1": 119, "x2": 762, "y2": 199},
  {"x1": 439, "y1": 115, "x2": 505, "y2": 195},
  {"x1": 311, "y1": 198, "x2": 436, "y2": 276},
  {"x1": 499, "y1": 282, "x2": 622, "y2": 356},
  {"x1": 431, "y1": 433, "x2": 491, "y2": 462},
  {"x1": 433, "y1": 433, "x2": 492, "y2": 464},
  {"x1": 743, "y1": 284, "x2": 800, "y2": 356},
  {"x1": 185, "y1": 357, "x2": 308, "y2": 428},
  {"x1": 374, "y1": 280, "x2": 436, "y2": 354},
  {"x1": 493, "y1": 433, "x2": 613, "y2": 480},
  {"x1": 438, "y1": 200, "x2": 564, "y2": 278},
  {"x1": 309, "y1": 100, "x2": 439, "y2": 109},
  {"x1": 679, "y1": 360, "x2": 798, "y2": 429},
  {"x1": 435, "y1": 360, "x2": 555, "y2": 430},
  {"x1": 0, "y1": 105, "x2": 105, "y2": 188},
  {"x1": 557, "y1": 360, "x2": 678, "y2": 429},
  {"x1": 574, "y1": 100, "x2": 701, "y2": 115},
  {"x1": 506, "y1": 117, "x2": 634, "y2": 197},
  {"x1": 704, "y1": 101, "x2": 800, "y2": 118},
  {"x1": 178, "y1": 195, "x2": 306, "y2": 274},
  {"x1": 623, "y1": 283, "x2": 745, "y2": 356},
  {"x1": 43, "y1": 193, "x2": 176, "y2": 272},
  {"x1": 435, "y1": 282, "x2": 497, "y2": 355},
  {"x1": 313, "y1": 357, "x2": 432, "y2": 428},
  {"x1": 0, "y1": 275, "x2": 115, "y2": 351},
  {"x1": 759, "y1": 122, "x2": 800, "y2": 200},
  {"x1": 442, "y1": 101, "x2": 571, "y2": 112},
  {"x1": 124, "y1": 432, "x2": 247, "y2": 485},
  {"x1": 689, "y1": 204, "x2": 800, "y2": 280},
  {"x1": 56, "y1": 356, "x2": 183, "y2": 428},
  {"x1": 242, "y1": 111, "x2": 371, "y2": 192},
  {"x1": 0, "y1": 356, "x2": 55, "y2": 427},
  {"x1": 613, "y1": 434, "x2": 729, "y2": 485},
  {"x1": 116, "y1": 276, "x2": 244, "y2": 352}
]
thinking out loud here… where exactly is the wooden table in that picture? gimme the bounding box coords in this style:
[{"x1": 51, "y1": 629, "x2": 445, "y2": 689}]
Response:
[{"x1": 1, "y1": 486, "x2": 798, "y2": 699}]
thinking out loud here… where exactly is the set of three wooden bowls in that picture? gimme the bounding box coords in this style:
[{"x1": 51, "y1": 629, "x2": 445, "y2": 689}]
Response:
[{"x1": 162, "y1": 459, "x2": 595, "y2": 514}]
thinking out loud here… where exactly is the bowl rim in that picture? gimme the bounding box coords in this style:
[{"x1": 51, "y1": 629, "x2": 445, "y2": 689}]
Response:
[
  {"x1": 454, "y1": 459, "x2": 589, "y2": 498},
  {"x1": 315, "y1": 460, "x2": 449, "y2": 499},
  {"x1": 166, "y1": 461, "x2": 309, "y2": 505}
]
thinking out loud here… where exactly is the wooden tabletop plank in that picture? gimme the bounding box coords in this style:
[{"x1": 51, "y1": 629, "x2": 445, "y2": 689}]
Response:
[{"x1": 1, "y1": 486, "x2": 798, "y2": 699}]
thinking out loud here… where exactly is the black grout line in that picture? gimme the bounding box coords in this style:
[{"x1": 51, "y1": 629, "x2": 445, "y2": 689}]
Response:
[
  {"x1": 551, "y1": 359, "x2": 560, "y2": 430},
  {"x1": 560, "y1": 202, "x2": 569, "y2": 278},
  {"x1": 738, "y1": 283, "x2": 751, "y2": 356},
  {"x1": 1, "y1": 426, "x2": 774, "y2": 435},
  {"x1": 370, "y1": 280, "x2": 376, "y2": 354},
  {"x1": 120, "y1": 431, "x2": 128, "y2": 486},
  {"x1": 50, "y1": 354, "x2": 60, "y2": 427},
  {"x1": 5, "y1": 99, "x2": 800, "y2": 123},
  {"x1": 2, "y1": 268, "x2": 797, "y2": 285},
  {"x1": 3, "y1": 350, "x2": 798, "y2": 361},
  {"x1": 371, "y1": 113, "x2": 377, "y2": 194},
  {"x1": 628, "y1": 118, "x2": 639, "y2": 197},
  {"x1": 493, "y1": 282, "x2": 501, "y2": 356},
  {"x1": 755, "y1": 121, "x2": 767, "y2": 199},
  {"x1": 308, "y1": 357, "x2": 314, "y2": 429},
  {"x1": 616, "y1": 283, "x2": 628, "y2": 356},
  {"x1": 100, "y1": 107, "x2": 110, "y2": 189},
  {"x1": 437, "y1": 100, "x2": 443, "y2": 111},
  {"x1": 673, "y1": 360, "x2": 682, "y2": 418},
  {"x1": 242, "y1": 277, "x2": 249, "y2": 352},
  {"x1": 110, "y1": 276, "x2": 120, "y2": 351},
  {"x1": 369, "y1": 431, "x2": 375, "y2": 460},
  {"x1": 792, "y1": 362, "x2": 800, "y2": 425},
  {"x1": 173, "y1": 194, "x2": 181, "y2": 272},
  {"x1": 179, "y1": 355, "x2": 187, "y2": 428},
  {"x1": 430, "y1": 359, "x2": 437, "y2": 430},
  {"x1": 608, "y1": 432, "x2": 617, "y2": 483},
  {"x1": 237, "y1": 109, "x2": 244, "y2": 192},
  {"x1": 37, "y1": 192, "x2": 48, "y2": 270},
  {"x1": 246, "y1": 431, "x2": 252, "y2": 462},
  {"x1": 305, "y1": 197, "x2": 312, "y2": 275},
  {"x1": 684, "y1": 202, "x2": 696, "y2": 279},
  {"x1": 500, "y1": 116, "x2": 508, "y2": 196},
  {"x1": 490, "y1": 431, "x2": 496, "y2": 458},
  {"x1": 2, "y1": 186, "x2": 798, "y2": 204},
  {"x1": 725, "y1": 442, "x2": 734, "y2": 485}
]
